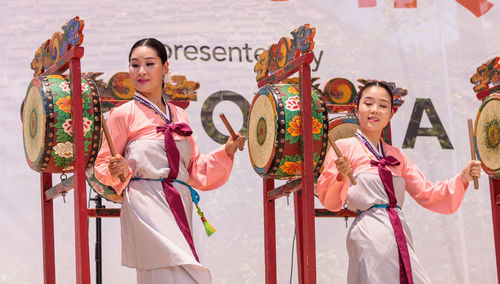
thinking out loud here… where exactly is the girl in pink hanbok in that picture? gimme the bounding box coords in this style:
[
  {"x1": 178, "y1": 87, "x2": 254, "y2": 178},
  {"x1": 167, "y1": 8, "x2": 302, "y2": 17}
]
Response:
[
  {"x1": 94, "y1": 38, "x2": 245, "y2": 284},
  {"x1": 317, "y1": 81, "x2": 482, "y2": 284}
]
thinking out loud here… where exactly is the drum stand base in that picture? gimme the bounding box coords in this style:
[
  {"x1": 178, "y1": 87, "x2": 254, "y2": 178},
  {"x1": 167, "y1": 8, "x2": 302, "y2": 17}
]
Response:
[{"x1": 89, "y1": 194, "x2": 104, "y2": 284}]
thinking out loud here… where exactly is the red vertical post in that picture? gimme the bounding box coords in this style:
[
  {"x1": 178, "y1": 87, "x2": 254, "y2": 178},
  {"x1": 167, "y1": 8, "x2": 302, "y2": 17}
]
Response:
[
  {"x1": 41, "y1": 173, "x2": 55, "y2": 284},
  {"x1": 299, "y1": 62, "x2": 316, "y2": 283},
  {"x1": 294, "y1": 190, "x2": 304, "y2": 283},
  {"x1": 69, "y1": 48, "x2": 91, "y2": 284},
  {"x1": 264, "y1": 178, "x2": 277, "y2": 284},
  {"x1": 489, "y1": 177, "x2": 500, "y2": 284}
]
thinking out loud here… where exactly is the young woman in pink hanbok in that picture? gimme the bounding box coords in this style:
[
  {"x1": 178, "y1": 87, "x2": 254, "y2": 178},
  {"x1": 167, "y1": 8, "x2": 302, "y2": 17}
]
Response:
[
  {"x1": 94, "y1": 38, "x2": 245, "y2": 284},
  {"x1": 317, "y1": 82, "x2": 482, "y2": 284}
]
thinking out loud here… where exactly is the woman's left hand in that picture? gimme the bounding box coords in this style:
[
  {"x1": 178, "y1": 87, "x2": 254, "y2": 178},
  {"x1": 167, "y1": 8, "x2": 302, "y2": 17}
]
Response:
[
  {"x1": 225, "y1": 132, "x2": 246, "y2": 156},
  {"x1": 460, "y1": 160, "x2": 482, "y2": 183}
]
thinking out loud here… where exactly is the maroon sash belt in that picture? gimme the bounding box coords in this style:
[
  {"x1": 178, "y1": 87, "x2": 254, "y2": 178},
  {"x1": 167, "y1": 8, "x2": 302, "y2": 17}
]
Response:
[
  {"x1": 370, "y1": 156, "x2": 413, "y2": 284},
  {"x1": 156, "y1": 123, "x2": 200, "y2": 262}
]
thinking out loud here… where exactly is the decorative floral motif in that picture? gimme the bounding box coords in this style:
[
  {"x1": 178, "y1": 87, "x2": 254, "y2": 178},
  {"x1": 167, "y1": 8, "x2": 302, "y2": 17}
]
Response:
[
  {"x1": 285, "y1": 95, "x2": 300, "y2": 111},
  {"x1": 312, "y1": 117, "x2": 322, "y2": 134},
  {"x1": 55, "y1": 95, "x2": 87, "y2": 114},
  {"x1": 287, "y1": 86, "x2": 299, "y2": 95},
  {"x1": 83, "y1": 117, "x2": 92, "y2": 134},
  {"x1": 280, "y1": 160, "x2": 302, "y2": 176},
  {"x1": 53, "y1": 142, "x2": 73, "y2": 158},
  {"x1": 60, "y1": 81, "x2": 71, "y2": 93},
  {"x1": 493, "y1": 58, "x2": 500, "y2": 72},
  {"x1": 62, "y1": 119, "x2": 72, "y2": 135},
  {"x1": 30, "y1": 17, "x2": 85, "y2": 76},
  {"x1": 287, "y1": 116, "x2": 322, "y2": 136},
  {"x1": 291, "y1": 24, "x2": 316, "y2": 54},
  {"x1": 56, "y1": 96, "x2": 72, "y2": 113},
  {"x1": 59, "y1": 81, "x2": 88, "y2": 93},
  {"x1": 287, "y1": 116, "x2": 302, "y2": 137},
  {"x1": 254, "y1": 51, "x2": 270, "y2": 81},
  {"x1": 64, "y1": 17, "x2": 84, "y2": 46},
  {"x1": 61, "y1": 117, "x2": 92, "y2": 136},
  {"x1": 90, "y1": 182, "x2": 105, "y2": 195}
]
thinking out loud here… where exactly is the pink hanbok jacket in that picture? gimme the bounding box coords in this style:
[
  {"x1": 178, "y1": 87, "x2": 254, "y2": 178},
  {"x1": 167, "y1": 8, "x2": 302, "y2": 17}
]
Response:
[
  {"x1": 94, "y1": 100, "x2": 234, "y2": 195},
  {"x1": 317, "y1": 136, "x2": 469, "y2": 213}
]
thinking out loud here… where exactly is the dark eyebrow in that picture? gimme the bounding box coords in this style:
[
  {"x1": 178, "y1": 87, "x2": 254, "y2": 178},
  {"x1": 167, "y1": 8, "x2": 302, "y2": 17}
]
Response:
[
  {"x1": 361, "y1": 96, "x2": 390, "y2": 103},
  {"x1": 130, "y1": 56, "x2": 158, "y2": 61}
]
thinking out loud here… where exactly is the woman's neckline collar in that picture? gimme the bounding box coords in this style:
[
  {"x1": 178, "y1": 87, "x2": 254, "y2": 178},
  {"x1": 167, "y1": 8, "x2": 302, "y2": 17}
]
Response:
[
  {"x1": 356, "y1": 129, "x2": 382, "y2": 155},
  {"x1": 134, "y1": 92, "x2": 170, "y2": 117}
]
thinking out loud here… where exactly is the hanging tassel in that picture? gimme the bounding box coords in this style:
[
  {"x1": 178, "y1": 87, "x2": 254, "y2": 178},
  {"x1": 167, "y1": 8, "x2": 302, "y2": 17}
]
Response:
[
  {"x1": 174, "y1": 179, "x2": 216, "y2": 237},
  {"x1": 195, "y1": 203, "x2": 216, "y2": 236}
]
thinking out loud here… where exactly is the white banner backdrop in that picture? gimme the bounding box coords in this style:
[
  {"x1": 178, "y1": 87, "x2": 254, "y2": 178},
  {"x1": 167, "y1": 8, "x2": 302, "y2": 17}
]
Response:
[{"x1": 1, "y1": 0, "x2": 498, "y2": 283}]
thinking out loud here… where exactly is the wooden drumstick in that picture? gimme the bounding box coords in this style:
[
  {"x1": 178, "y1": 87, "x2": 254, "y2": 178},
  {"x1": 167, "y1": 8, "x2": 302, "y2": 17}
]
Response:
[
  {"x1": 328, "y1": 136, "x2": 357, "y2": 185},
  {"x1": 101, "y1": 114, "x2": 126, "y2": 183},
  {"x1": 467, "y1": 119, "x2": 479, "y2": 189},
  {"x1": 219, "y1": 113, "x2": 238, "y2": 140}
]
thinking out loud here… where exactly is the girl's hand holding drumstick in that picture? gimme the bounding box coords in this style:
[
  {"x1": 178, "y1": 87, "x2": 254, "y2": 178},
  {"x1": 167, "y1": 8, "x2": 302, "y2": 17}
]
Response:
[
  {"x1": 101, "y1": 114, "x2": 127, "y2": 182},
  {"x1": 466, "y1": 118, "x2": 482, "y2": 188},
  {"x1": 108, "y1": 154, "x2": 128, "y2": 182},
  {"x1": 328, "y1": 136, "x2": 357, "y2": 185},
  {"x1": 220, "y1": 113, "x2": 246, "y2": 156}
]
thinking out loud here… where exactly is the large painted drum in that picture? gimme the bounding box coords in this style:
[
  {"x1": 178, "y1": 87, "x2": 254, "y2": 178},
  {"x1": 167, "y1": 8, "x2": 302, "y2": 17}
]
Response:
[
  {"x1": 21, "y1": 75, "x2": 102, "y2": 173},
  {"x1": 474, "y1": 93, "x2": 500, "y2": 177},
  {"x1": 248, "y1": 84, "x2": 329, "y2": 179}
]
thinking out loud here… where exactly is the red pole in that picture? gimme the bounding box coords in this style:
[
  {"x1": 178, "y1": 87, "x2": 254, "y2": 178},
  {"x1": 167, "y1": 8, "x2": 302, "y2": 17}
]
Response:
[
  {"x1": 41, "y1": 173, "x2": 55, "y2": 284},
  {"x1": 489, "y1": 176, "x2": 500, "y2": 284},
  {"x1": 69, "y1": 49, "x2": 91, "y2": 284},
  {"x1": 294, "y1": 190, "x2": 304, "y2": 283},
  {"x1": 299, "y1": 63, "x2": 316, "y2": 283},
  {"x1": 264, "y1": 178, "x2": 277, "y2": 284}
]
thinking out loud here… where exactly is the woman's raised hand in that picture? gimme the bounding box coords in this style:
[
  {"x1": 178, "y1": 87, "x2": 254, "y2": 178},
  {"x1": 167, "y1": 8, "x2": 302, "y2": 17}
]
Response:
[
  {"x1": 460, "y1": 160, "x2": 482, "y2": 183},
  {"x1": 108, "y1": 154, "x2": 129, "y2": 179},
  {"x1": 225, "y1": 132, "x2": 246, "y2": 156}
]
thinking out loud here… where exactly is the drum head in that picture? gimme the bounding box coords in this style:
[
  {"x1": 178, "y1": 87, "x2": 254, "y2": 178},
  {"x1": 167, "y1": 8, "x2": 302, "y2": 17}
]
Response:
[
  {"x1": 23, "y1": 80, "x2": 46, "y2": 169},
  {"x1": 248, "y1": 87, "x2": 278, "y2": 174},
  {"x1": 475, "y1": 94, "x2": 500, "y2": 176},
  {"x1": 328, "y1": 113, "x2": 359, "y2": 145}
]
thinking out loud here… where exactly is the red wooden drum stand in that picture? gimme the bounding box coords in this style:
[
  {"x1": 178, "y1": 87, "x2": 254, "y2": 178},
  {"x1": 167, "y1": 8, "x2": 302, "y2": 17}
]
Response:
[
  {"x1": 26, "y1": 18, "x2": 121, "y2": 284},
  {"x1": 258, "y1": 52, "x2": 317, "y2": 284},
  {"x1": 470, "y1": 57, "x2": 500, "y2": 283},
  {"x1": 250, "y1": 23, "x2": 320, "y2": 283},
  {"x1": 40, "y1": 46, "x2": 93, "y2": 284}
]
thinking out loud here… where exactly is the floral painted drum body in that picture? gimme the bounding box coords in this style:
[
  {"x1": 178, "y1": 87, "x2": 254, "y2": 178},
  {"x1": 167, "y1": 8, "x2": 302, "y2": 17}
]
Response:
[
  {"x1": 86, "y1": 168, "x2": 123, "y2": 203},
  {"x1": 248, "y1": 84, "x2": 329, "y2": 179},
  {"x1": 21, "y1": 75, "x2": 101, "y2": 173}
]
